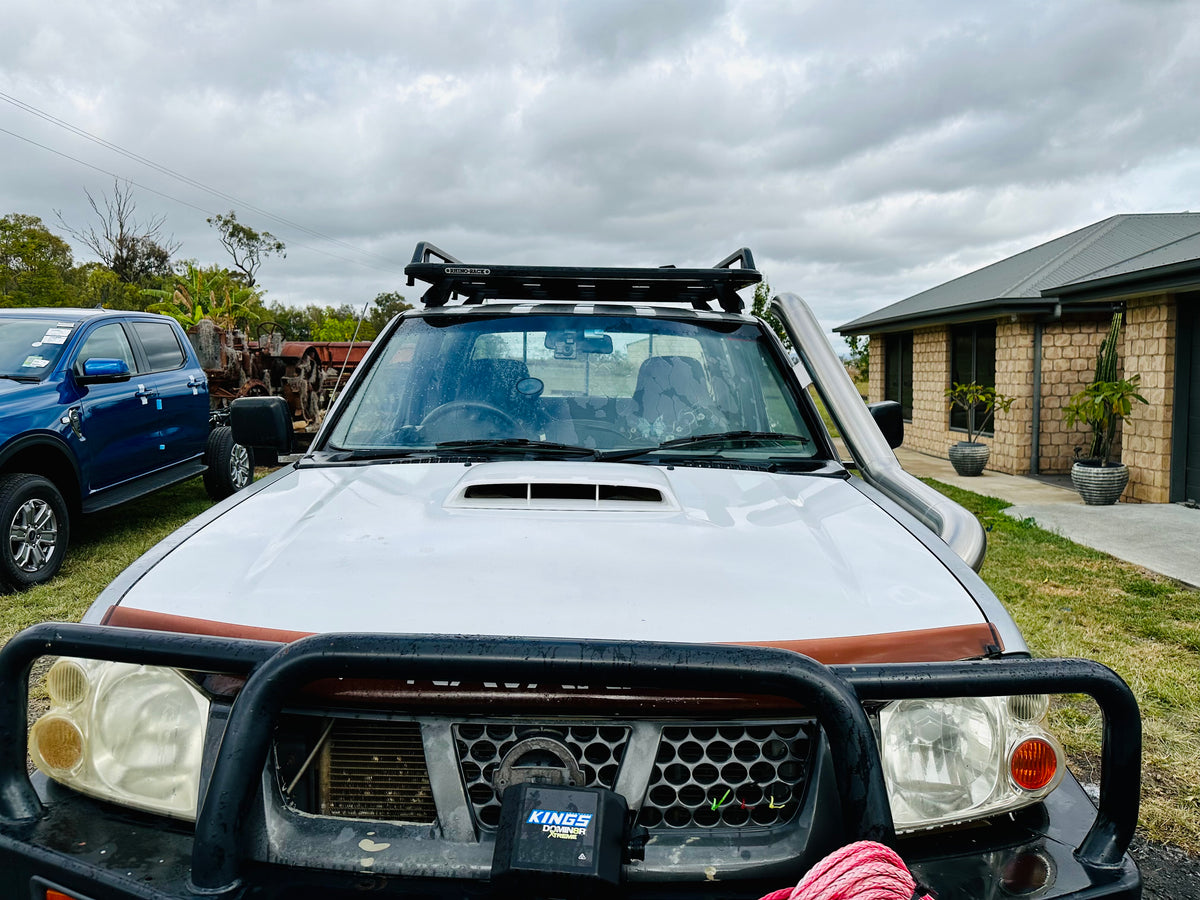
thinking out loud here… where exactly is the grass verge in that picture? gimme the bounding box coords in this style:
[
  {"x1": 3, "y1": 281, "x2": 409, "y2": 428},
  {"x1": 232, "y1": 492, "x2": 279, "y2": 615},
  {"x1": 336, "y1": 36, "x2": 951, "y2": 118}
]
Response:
[
  {"x1": 926, "y1": 479, "x2": 1200, "y2": 853},
  {"x1": 0, "y1": 479, "x2": 212, "y2": 644}
]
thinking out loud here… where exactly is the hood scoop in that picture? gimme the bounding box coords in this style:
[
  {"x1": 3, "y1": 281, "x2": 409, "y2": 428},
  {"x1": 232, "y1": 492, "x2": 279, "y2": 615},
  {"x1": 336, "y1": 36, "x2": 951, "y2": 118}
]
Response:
[{"x1": 445, "y1": 462, "x2": 679, "y2": 511}]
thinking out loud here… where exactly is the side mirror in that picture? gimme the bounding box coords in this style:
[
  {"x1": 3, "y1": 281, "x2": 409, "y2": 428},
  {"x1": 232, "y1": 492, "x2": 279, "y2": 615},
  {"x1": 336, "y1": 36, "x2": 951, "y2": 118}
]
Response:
[
  {"x1": 866, "y1": 400, "x2": 904, "y2": 449},
  {"x1": 76, "y1": 358, "x2": 132, "y2": 384},
  {"x1": 231, "y1": 396, "x2": 293, "y2": 452}
]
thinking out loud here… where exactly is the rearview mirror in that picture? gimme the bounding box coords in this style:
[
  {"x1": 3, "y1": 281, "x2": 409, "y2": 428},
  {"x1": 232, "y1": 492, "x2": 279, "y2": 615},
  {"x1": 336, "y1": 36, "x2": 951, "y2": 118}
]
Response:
[{"x1": 544, "y1": 329, "x2": 613, "y2": 359}]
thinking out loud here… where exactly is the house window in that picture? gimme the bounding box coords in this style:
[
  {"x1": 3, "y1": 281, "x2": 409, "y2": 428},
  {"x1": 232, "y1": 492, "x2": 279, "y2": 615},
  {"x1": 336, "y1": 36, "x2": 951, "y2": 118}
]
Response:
[
  {"x1": 884, "y1": 332, "x2": 913, "y2": 420},
  {"x1": 949, "y1": 323, "x2": 997, "y2": 434}
]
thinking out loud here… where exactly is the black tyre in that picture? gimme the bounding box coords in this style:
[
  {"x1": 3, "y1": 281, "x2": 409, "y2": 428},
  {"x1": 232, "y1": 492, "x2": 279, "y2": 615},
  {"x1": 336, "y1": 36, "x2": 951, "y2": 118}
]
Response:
[
  {"x1": 203, "y1": 426, "x2": 255, "y2": 501},
  {"x1": 0, "y1": 473, "x2": 70, "y2": 590}
]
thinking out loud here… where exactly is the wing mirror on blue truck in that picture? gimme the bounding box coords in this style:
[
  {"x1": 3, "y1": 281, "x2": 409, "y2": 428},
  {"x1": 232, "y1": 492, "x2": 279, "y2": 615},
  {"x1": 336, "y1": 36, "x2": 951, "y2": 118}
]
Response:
[{"x1": 75, "y1": 358, "x2": 133, "y2": 385}]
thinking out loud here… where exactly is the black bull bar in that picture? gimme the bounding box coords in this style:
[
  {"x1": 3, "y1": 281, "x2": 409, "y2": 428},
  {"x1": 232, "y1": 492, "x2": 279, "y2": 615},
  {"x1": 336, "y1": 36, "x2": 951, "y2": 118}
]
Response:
[{"x1": 0, "y1": 623, "x2": 1141, "y2": 893}]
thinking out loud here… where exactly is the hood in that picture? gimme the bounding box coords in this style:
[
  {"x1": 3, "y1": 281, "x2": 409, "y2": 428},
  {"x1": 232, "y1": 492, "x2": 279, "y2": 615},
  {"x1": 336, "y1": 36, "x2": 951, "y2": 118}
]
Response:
[{"x1": 109, "y1": 461, "x2": 988, "y2": 648}]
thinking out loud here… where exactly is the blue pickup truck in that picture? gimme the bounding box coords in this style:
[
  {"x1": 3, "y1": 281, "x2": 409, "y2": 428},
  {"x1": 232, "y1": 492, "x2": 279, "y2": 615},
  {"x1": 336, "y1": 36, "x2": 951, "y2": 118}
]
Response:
[{"x1": 0, "y1": 308, "x2": 254, "y2": 589}]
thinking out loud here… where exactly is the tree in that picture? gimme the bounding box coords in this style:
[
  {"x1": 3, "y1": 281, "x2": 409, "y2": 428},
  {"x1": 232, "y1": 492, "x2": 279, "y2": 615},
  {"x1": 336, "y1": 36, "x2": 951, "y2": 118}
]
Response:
[
  {"x1": 207, "y1": 211, "x2": 285, "y2": 287},
  {"x1": 749, "y1": 281, "x2": 790, "y2": 349},
  {"x1": 312, "y1": 316, "x2": 367, "y2": 341},
  {"x1": 0, "y1": 213, "x2": 76, "y2": 307},
  {"x1": 844, "y1": 334, "x2": 869, "y2": 379},
  {"x1": 72, "y1": 263, "x2": 144, "y2": 310},
  {"x1": 262, "y1": 301, "x2": 315, "y2": 341},
  {"x1": 366, "y1": 291, "x2": 412, "y2": 334},
  {"x1": 144, "y1": 262, "x2": 262, "y2": 329},
  {"x1": 57, "y1": 179, "x2": 179, "y2": 285}
]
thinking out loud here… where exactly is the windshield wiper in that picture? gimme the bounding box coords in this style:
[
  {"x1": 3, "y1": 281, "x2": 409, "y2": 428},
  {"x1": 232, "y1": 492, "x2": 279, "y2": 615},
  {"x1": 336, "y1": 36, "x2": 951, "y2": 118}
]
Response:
[
  {"x1": 598, "y1": 431, "x2": 810, "y2": 462},
  {"x1": 433, "y1": 439, "x2": 600, "y2": 458},
  {"x1": 322, "y1": 439, "x2": 601, "y2": 462},
  {"x1": 0, "y1": 373, "x2": 40, "y2": 383},
  {"x1": 322, "y1": 448, "x2": 424, "y2": 461}
]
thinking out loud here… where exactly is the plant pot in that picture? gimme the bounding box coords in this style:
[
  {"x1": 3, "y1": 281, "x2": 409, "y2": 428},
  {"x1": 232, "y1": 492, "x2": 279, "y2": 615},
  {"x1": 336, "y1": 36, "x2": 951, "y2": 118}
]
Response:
[
  {"x1": 948, "y1": 441, "x2": 989, "y2": 476},
  {"x1": 1071, "y1": 461, "x2": 1129, "y2": 505}
]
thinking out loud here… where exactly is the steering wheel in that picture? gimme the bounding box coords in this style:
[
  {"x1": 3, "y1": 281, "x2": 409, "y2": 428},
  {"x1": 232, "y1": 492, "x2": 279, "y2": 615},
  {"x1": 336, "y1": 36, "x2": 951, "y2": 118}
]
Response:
[{"x1": 419, "y1": 401, "x2": 521, "y2": 440}]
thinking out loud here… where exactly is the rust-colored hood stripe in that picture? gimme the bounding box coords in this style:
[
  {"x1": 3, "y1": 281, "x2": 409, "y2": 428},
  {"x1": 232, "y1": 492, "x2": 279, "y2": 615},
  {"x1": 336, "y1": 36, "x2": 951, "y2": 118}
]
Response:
[
  {"x1": 101, "y1": 606, "x2": 1001, "y2": 664},
  {"x1": 734, "y1": 622, "x2": 1002, "y2": 664}
]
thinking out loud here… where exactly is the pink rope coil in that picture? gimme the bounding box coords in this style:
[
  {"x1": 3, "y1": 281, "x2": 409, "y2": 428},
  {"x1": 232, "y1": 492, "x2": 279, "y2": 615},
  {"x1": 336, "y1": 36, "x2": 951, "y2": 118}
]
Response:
[{"x1": 758, "y1": 841, "x2": 933, "y2": 900}]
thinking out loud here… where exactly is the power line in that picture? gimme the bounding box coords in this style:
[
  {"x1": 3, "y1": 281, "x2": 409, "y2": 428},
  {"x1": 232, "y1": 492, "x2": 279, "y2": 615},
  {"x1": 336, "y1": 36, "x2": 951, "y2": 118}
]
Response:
[
  {"x1": 0, "y1": 125, "x2": 401, "y2": 276},
  {"x1": 0, "y1": 91, "x2": 404, "y2": 271}
]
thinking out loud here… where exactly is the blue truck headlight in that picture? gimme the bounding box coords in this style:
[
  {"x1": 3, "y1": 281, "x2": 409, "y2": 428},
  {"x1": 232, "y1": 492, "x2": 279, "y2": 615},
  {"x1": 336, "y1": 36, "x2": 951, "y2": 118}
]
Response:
[
  {"x1": 29, "y1": 658, "x2": 210, "y2": 821},
  {"x1": 878, "y1": 695, "x2": 1065, "y2": 832}
]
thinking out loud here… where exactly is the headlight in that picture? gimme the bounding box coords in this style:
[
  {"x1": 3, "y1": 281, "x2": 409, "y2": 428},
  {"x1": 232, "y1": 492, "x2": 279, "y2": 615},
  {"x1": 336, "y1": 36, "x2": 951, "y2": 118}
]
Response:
[
  {"x1": 29, "y1": 658, "x2": 210, "y2": 821},
  {"x1": 877, "y1": 695, "x2": 1064, "y2": 832}
]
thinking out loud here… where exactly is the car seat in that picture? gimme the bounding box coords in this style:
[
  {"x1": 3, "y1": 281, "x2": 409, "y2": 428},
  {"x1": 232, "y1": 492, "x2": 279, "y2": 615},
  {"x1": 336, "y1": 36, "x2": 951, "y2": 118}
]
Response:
[{"x1": 633, "y1": 355, "x2": 712, "y2": 438}]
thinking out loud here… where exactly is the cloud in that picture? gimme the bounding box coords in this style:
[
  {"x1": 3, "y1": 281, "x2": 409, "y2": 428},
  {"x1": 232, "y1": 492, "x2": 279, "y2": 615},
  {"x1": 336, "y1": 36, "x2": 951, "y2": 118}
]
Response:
[{"x1": 2, "y1": 0, "x2": 1199, "y2": 326}]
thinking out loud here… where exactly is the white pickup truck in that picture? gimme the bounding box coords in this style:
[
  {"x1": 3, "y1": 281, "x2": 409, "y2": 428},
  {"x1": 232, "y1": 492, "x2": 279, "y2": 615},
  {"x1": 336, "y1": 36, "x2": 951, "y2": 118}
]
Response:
[{"x1": 0, "y1": 245, "x2": 1141, "y2": 899}]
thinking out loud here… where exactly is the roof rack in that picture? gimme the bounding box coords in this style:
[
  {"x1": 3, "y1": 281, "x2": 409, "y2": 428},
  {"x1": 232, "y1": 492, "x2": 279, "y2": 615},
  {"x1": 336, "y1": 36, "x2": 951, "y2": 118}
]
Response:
[{"x1": 404, "y1": 242, "x2": 761, "y2": 313}]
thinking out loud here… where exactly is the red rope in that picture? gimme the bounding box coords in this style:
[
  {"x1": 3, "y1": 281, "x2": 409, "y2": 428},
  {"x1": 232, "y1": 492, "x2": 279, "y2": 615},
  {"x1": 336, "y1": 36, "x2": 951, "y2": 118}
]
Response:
[{"x1": 758, "y1": 841, "x2": 933, "y2": 900}]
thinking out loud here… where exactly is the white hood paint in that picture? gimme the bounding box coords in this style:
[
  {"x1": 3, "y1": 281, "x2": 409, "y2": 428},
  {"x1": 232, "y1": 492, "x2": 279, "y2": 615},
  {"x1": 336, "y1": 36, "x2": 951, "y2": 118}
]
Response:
[{"x1": 116, "y1": 461, "x2": 984, "y2": 642}]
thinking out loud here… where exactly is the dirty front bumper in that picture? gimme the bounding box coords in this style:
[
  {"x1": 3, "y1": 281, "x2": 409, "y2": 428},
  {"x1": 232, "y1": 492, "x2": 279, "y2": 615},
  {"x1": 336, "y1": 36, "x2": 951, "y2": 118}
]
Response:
[{"x1": 0, "y1": 624, "x2": 1142, "y2": 899}]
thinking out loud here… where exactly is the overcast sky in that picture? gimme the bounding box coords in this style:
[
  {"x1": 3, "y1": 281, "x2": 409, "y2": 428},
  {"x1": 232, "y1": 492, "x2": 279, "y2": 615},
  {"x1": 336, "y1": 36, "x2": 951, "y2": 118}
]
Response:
[{"x1": 3, "y1": 0, "x2": 1199, "y2": 339}]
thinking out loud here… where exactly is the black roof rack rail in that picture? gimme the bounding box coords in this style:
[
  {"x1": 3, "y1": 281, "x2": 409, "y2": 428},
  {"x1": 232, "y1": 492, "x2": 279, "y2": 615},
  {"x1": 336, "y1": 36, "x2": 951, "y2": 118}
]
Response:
[{"x1": 404, "y1": 243, "x2": 761, "y2": 313}]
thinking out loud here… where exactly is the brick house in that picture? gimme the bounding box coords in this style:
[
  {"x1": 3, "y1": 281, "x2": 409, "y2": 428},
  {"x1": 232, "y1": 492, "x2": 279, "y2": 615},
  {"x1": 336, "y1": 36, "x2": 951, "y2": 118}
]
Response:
[{"x1": 836, "y1": 213, "x2": 1200, "y2": 503}]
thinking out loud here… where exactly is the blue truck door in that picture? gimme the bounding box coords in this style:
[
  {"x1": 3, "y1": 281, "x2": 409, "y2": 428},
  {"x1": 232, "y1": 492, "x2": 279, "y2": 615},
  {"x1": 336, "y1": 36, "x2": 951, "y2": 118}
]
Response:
[
  {"x1": 69, "y1": 321, "x2": 161, "y2": 490},
  {"x1": 128, "y1": 320, "x2": 209, "y2": 468}
]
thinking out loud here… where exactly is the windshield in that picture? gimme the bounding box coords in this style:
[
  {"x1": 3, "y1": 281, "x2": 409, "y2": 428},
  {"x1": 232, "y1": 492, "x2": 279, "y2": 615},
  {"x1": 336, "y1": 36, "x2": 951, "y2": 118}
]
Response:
[
  {"x1": 326, "y1": 312, "x2": 825, "y2": 464},
  {"x1": 0, "y1": 316, "x2": 78, "y2": 379}
]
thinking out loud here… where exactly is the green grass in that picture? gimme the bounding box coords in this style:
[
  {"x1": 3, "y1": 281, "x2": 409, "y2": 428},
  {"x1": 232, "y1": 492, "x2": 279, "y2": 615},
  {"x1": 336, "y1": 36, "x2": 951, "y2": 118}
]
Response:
[
  {"x1": 0, "y1": 479, "x2": 212, "y2": 644},
  {"x1": 927, "y1": 479, "x2": 1200, "y2": 852},
  {"x1": 3, "y1": 473, "x2": 1197, "y2": 852}
]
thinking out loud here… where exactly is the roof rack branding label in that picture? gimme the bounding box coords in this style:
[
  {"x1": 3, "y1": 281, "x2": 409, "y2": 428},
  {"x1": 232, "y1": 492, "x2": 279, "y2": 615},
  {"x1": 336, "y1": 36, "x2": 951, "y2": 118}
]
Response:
[{"x1": 444, "y1": 266, "x2": 491, "y2": 275}]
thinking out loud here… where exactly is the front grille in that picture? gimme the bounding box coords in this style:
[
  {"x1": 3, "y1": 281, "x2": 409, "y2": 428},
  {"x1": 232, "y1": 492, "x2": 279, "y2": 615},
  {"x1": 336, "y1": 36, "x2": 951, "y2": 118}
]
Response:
[
  {"x1": 454, "y1": 723, "x2": 631, "y2": 829},
  {"x1": 317, "y1": 719, "x2": 436, "y2": 823},
  {"x1": 638, "y1": 721, "x2": 818, "y2": 830},
  {"x1": 280, "y1": 716, "x2": 816, "y2": 834}
]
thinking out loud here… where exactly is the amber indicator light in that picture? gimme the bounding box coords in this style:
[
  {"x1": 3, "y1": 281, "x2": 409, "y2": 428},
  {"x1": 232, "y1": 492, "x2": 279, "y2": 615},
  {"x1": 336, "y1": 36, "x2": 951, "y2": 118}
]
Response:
[{"x1": 1010, "y1": 737, "x2": 1057, "y2": 790}]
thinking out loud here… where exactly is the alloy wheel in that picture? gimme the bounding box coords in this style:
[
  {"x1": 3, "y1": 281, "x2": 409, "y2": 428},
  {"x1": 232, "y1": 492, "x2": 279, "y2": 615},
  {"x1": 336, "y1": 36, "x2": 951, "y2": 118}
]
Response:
[
  {"x1": 230, "y1": 443, "x2": 252, "y2": 490},
  {"x1": 8, "y1": 497, "x2": 58, "y2": 574}
]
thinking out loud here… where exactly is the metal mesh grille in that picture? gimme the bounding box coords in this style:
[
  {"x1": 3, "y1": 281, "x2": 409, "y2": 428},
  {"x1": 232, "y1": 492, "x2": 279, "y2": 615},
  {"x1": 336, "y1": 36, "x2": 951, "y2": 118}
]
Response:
[
  {"x1": 453, "y1": 723, "x2": 631, "y2": 830},
  {"x1": 318, "y1": 719, "x2": 436, "y2": 823},
  {"x1": 637, "y1": 721, "x2": 817, "y2": 830}
]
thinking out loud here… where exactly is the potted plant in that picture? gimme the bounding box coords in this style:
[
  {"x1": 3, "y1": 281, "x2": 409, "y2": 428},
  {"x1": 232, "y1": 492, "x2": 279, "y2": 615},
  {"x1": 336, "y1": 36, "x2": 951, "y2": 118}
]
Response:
[
  {"x1": 944, "y1": 382, "x2": 1014, "y2": 476},
  {"x1": 1063, "y1": 375, "x2": 1148, "y2": 504}
]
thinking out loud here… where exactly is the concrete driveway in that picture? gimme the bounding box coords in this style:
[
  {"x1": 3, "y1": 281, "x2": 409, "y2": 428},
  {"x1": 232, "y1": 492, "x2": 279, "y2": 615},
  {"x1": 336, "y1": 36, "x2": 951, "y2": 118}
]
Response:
[{"x1": 894, "y1": 448, "x2": 1200, "y2": 589}]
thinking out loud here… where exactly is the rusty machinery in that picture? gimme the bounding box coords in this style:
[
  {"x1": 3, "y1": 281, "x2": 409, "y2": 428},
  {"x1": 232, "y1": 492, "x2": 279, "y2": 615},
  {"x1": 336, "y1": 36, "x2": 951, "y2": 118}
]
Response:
[{"x1": 187, "y1": 319, "x2": 370, "y2": 448}]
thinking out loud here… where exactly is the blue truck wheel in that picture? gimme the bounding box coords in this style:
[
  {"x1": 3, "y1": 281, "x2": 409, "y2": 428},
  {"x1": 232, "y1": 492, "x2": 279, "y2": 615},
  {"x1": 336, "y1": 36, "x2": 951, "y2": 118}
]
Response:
[{"x1": 0, "y1": 473, "x2": 70, "y2": 589}]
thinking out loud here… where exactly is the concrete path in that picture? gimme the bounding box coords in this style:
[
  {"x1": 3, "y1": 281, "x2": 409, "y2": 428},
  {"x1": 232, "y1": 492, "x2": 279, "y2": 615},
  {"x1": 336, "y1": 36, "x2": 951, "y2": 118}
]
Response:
[{"x1": 894, "y1": 448, "x2": 1200, "y2": 589}]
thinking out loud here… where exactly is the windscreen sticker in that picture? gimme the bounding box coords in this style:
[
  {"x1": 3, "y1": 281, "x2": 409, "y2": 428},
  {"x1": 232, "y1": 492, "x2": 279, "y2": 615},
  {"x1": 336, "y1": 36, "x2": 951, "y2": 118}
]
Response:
[
  {"x1": 57, "y1": 322, "x2": 77, "y2": 328},
  {"x1": 21, "y1": 355, "x2": 51, "y2": 368},
  {"x1": 39, "y1": 334, "x2": 68, "y2": 345},
  {"x1": 46, "y1": 327, "x2": 72, "y2": 337}
]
